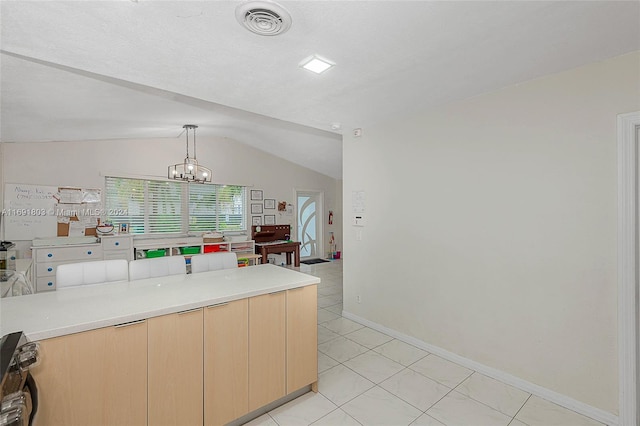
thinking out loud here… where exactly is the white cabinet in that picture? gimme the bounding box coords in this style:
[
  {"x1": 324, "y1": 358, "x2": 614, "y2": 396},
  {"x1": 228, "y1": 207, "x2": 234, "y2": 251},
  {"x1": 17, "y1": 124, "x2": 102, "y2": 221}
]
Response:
[
  {"x1": 32, "y1": 243, "x2": 103, "y2": 292},
  {"x1": 32, "y1": 235, "x2": 133, "y2": 292},
  {"x1": 101, "y1": 235, "x2": 133, "y2": 260}
]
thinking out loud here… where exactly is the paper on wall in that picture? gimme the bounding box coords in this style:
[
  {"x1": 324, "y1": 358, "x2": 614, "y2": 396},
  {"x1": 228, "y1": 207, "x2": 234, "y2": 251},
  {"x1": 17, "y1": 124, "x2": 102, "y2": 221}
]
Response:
[
  {"x1": 68, "y1": 220, "x2": 85, "y2": 237},
  {"x1": 82, "y1": 189, "x2": 101, "y2": 203},
  {"x1": 56, "y1": 188, "x2": 83, "y2": 204}
]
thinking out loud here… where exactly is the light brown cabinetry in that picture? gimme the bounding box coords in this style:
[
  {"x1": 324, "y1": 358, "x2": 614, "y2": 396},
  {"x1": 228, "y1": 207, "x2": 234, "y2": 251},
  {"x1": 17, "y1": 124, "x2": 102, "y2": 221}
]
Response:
[
  {"x1": 248, "y1": 291, "x2": 286, "y2": 411},
  {"x1": 204, "y1": 300, "x2": 249, "y2": 426},
  {"x1": 30, "y1": 284, "x2": 317, "y2": 426},
  {"x1": 32, "y1": 320, "x2": 147, "y2": 426},
  {"x1": 148, "y1": 309, "x2": 203, "y2": 426},
  {"x1": 286, "y1": 284, "x2": 318, "y2": 393}
]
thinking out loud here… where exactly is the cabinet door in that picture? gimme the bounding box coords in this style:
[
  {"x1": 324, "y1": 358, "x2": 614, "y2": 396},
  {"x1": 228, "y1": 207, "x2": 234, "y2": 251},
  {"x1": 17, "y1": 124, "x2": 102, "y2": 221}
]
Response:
[
  {"x1": 287, "y1": 285, "x2": 318, "y2": 392},
  {"x1": 148, "y1": 309, "x2": 203, "y2": 426},
  {"x1": 204, "y1": 299, "x2": 249, "y2": 426},
  {"x1": 32, "y1": 321, "x2": 147, "y2": 426},
  {"x1": 248, "y1": 291, "x2": 286, "y2": 411}
]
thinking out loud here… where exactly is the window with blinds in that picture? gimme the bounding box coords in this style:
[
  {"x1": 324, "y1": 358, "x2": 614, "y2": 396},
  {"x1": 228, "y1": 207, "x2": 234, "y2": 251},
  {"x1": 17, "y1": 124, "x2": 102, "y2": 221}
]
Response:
[
  {"x1": 105, "y1": 177, "x2": 246, "y2": 235},
  {"x1": 188, "y1": 184, "x2": 216, "y2": 232},
  {"x1": 215, "y1": 185, "x2": 245, "y2": 231},
  {"x1": 188, "y1": 185, "x2": 245, "y2": 232}
]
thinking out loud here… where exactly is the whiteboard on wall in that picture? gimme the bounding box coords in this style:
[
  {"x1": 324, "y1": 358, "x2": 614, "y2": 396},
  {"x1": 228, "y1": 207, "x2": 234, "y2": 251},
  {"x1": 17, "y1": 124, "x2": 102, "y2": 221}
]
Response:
[{"x1": 3, "y1": 183, "x2": 58, "y2": 240}]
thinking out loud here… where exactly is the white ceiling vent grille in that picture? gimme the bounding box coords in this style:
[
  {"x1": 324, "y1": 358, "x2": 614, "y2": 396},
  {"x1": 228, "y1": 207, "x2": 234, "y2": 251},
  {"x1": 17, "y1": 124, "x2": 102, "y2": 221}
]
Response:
[{"x1": 236, "y1": 1, "x2": 292, "y2": 36}]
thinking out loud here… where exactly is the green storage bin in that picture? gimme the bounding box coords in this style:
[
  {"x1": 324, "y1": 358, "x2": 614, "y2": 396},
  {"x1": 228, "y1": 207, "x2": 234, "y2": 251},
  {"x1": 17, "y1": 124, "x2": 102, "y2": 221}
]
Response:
[
  {"x1": 180, "y1": 246, "x2": 201, "y2": 255},
  {"x1": 146, "y1": 249, "x2": 166, "y2": 258}
]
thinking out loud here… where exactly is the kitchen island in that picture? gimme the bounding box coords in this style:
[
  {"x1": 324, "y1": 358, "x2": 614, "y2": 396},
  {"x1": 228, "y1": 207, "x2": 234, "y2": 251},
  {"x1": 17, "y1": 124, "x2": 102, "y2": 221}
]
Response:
[{"x1": 0, "y1": 264, "x2": 319, "y2": 426}]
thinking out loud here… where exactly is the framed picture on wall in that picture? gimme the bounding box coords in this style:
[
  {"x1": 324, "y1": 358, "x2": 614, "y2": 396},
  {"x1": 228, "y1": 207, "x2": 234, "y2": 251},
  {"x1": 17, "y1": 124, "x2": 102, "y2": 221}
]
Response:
[
  {"x1": 264, "y1": 199, "x2": 275, "y2": 209},
  {"x1": 251, "y1": 203, "x2": 263, "y2": 214},
  {"x1": 119, "y1": 223, "x2": 129, "y2": 234},
  {"x1": 264, "y1": 215, "x2": 276, "y2": 225},
  {"x1": 252, "y1": 216, "x2": 262, "y2": 226},
  {"x1": 250, "y1": 190, "x2": 263, "y2": 201}
]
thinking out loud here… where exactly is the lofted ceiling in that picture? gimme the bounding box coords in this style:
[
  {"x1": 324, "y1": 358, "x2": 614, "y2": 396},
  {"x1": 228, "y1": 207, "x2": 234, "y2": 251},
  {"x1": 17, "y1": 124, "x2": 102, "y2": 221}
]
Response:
[{"x1": 1, "y1": 1, "x2": 639, "y2": 180}]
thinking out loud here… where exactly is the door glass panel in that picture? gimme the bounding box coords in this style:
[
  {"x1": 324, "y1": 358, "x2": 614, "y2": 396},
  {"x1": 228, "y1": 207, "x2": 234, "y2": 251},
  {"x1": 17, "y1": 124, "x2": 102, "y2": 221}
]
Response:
[{"x1": 297, "y1": 194, "x2": 317, "y2": 258}]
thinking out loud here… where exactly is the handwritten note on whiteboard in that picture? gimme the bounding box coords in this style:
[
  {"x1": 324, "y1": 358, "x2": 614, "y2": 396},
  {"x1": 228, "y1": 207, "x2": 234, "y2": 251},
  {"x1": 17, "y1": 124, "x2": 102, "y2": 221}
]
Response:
[{"x1": 3, "y1": 183, "x2": 58, "y2": 240}]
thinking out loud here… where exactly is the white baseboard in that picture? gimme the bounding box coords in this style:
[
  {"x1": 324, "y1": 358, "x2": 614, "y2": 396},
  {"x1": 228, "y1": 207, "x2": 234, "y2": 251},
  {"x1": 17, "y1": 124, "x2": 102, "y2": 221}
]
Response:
[{"x1": 341, "y1": 310, "x2": 619, "y2": 426}]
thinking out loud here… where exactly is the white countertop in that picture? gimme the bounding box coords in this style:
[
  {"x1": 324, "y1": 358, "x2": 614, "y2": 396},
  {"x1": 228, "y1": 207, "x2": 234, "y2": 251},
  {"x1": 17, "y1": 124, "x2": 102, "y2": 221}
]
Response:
[{"x1": 0, "y1": 264, "x2": 320, "y2": 341}]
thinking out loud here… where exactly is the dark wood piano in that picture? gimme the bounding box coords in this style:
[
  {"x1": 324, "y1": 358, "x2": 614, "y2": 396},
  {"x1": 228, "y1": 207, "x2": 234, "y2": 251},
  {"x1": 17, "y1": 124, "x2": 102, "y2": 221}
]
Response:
[{"x1": 251, "y1": 225, "x2": 301, "y2": 267}]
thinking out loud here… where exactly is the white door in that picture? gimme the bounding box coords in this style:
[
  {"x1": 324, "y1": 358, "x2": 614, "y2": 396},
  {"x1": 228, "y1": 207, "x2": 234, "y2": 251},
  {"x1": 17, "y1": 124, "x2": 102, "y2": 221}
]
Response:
[{"x1": 296, "y1": 190, "x2": 323, "y2": 259}]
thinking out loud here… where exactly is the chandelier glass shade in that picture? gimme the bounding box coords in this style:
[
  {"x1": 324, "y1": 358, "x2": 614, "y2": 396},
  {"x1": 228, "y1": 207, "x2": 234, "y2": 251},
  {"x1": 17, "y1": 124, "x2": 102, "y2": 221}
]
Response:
[{"x1": 168, "y1": 124, "x2": 212, "y2": 183}]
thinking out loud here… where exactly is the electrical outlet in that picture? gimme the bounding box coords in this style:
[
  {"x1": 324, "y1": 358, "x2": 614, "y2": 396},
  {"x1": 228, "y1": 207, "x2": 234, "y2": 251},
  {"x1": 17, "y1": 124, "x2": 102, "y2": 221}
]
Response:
[{"x1": 356, "y1": 295, "x2": 362, "y2": 303}]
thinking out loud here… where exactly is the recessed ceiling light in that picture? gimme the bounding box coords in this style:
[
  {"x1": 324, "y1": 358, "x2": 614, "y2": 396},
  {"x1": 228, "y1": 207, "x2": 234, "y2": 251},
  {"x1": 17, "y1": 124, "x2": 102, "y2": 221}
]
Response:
[{"x1": 300, "y1": 55, "x2": 334, "y2": 74}]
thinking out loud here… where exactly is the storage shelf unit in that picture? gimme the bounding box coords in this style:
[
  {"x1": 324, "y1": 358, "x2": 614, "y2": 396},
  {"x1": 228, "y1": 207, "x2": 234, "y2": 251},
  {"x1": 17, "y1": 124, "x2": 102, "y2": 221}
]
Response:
[{"x1": 133, "y1": 237, "x2": 256, "y2": 264}]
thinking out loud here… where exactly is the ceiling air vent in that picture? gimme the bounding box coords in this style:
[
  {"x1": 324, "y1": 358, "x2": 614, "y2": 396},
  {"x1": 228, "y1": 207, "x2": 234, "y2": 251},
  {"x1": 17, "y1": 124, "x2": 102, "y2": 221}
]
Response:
[{"x1": 236, "y1": 1, "x2": 292, "y2": 36}]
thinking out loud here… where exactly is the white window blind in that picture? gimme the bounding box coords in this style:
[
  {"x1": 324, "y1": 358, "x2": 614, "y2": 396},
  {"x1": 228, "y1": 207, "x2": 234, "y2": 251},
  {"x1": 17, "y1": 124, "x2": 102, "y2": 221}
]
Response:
[
  {"x1": 105, "y1": 177, "x2": 246, "y2": 235},
  {"x1": 214, "y1": 185, "x2": 246, "y2": 232},
  {"x1": 147, "y1": 180, "x2": 183, "y2": 234},
  {"x1": 188, "y1": 184, "x2": 216, "y2": 232},
  {"x1": 104, "y1": 177, "x2": 146, "y2": 234}
]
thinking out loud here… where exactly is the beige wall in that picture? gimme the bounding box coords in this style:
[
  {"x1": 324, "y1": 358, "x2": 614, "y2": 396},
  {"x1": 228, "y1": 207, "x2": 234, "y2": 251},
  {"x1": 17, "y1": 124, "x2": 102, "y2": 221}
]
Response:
[
  {"x1": 3, "y1": 136, "x2": 342, "y2": 258},
  {"x1": 343, "y1": 51, "x2": 640, "y2": 414}
]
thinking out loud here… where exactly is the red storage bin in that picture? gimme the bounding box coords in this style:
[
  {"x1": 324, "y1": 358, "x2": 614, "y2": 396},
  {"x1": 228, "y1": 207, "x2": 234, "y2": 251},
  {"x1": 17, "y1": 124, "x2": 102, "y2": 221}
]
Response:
[{"x1": 204, "y1": 245, "x2": 221, "y2": 253}]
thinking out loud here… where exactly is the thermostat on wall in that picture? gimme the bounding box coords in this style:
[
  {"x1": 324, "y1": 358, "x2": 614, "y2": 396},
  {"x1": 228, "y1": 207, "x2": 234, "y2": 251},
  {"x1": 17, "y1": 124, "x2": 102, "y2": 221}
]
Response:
[{"x1": 353, "y1": 215, "x2": 365, "y2": 227}]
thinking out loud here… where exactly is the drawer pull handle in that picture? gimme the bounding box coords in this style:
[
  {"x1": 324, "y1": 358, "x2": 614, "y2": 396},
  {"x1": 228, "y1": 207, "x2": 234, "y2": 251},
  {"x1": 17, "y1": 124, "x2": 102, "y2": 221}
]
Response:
[
  {"x1": 47, "y1": 253, "x2": 53, "y2": 258},
  {"x1": 47, "y1": 267, "x2": 53, "y2": 272},
  {"x1": 87, "y1": 251, "x2": 92, "y2": 255},
  {"x1": 207, "y1": 302, "x2": 229, "y2": 309},
  {"x1": 115, "y1": 320, "x2": 146, "y2": 328},
  {"x1": 10, "y1": 256, "x2": 15, "y2": 260},
  {"x1": 178, "y1": 308, "x2": 201, "y2": 315},
  {"x1": 115, "y1": 242, "x2": 119, "y2": 246},
  {"x1": 47, "y1": 282, "x2": 53, "y2": 286}
]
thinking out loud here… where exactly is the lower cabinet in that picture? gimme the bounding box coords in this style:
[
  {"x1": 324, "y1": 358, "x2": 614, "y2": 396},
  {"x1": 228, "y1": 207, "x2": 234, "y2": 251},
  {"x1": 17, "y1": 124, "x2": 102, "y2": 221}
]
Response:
[
  {"x1": 287, "y1": 285, "x2": 318, "y2": 393},
  {"x1": 204, "y1": 299, "x2": 249, "y2": 426},
  {"x1": 248, "y1": 291, "x2": 287, "y2": 411},
  {"x1": 148, "y1": 308, "x2": 203, "y2": 426},
  {"x1": 30, "y1": 285, "x2": 317, "y2": 426},
  {"x1": 32, "y1": 320, "x2": 148, "y2": 426}
]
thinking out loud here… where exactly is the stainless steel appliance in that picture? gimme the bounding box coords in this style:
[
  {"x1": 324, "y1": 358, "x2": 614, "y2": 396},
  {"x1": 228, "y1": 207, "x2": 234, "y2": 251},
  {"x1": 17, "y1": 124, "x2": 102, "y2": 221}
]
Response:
[{"x1": 0, "y1": 332, "x2": 38, "y2": 426}]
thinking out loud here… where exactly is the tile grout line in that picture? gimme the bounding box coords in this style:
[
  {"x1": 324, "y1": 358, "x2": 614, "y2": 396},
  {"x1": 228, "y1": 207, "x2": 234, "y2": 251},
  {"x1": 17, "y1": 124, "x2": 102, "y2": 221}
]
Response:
[
  {"x1": 449, "y1": 371, "x2": 520, "y2": 423},
  {"x1": 508, "y1": 394, "x2": 533, "y2": 426}
]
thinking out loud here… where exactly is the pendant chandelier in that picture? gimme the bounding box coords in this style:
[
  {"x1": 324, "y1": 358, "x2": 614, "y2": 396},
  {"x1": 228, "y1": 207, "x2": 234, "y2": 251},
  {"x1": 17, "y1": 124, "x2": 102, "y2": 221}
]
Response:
[{"x1": 168, "y1": 124, "x2": 212, "y2": 183}]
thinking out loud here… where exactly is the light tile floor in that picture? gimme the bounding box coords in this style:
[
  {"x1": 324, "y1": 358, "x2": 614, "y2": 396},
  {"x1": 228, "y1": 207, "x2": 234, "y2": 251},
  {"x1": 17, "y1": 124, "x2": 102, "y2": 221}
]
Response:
[{"x1": 245, "y1": 260, "x2": 604, "y2": 426}]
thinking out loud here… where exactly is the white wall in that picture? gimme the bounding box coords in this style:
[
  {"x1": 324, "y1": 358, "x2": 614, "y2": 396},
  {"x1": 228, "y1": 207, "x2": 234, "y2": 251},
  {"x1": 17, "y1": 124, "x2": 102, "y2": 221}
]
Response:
[
  {"x1": 3, "y1": 136, "x2": 342, "y2": 258},
  {"x1": 343, "y1": 51, "x2": 640, "y2": 415}
]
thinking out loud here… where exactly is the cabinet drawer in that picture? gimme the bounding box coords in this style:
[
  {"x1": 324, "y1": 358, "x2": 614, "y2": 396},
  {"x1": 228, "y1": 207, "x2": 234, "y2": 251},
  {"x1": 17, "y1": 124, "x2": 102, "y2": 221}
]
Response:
[
  {"x1": 103, "y1": 238, "x2": 131, "y2": 251},
  {"x1": 36, "y1": 276, "x2": 56, "y2": 292},
  {"x1": 36, "y1": 263, "x2": 58, "y2": 277},
  {"x1": 103, "y1": 251, "x2": 130, "y2": 261},
  {"x1": 36, "y1": 246, "x2": 103, "y2": 262}
]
